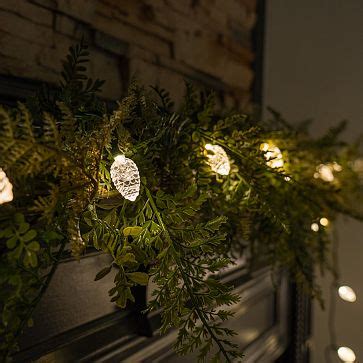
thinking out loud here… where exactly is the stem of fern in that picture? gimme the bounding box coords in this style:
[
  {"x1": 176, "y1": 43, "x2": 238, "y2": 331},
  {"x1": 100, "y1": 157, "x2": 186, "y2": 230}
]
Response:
[{"x1": 145, "y1": 186, "x2": 233, "y2": 363}]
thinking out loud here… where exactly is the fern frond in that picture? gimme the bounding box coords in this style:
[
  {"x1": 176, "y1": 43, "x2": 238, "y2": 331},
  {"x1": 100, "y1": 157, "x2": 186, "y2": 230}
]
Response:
[
  {"x1": 43, "y1": 112, "x2": 60, "y2": 147},
  {"x1": 0, "y1": 106, "x2": 15, "y2": 155},
  {"x1": 60, "y1": 38, "x2": 90, "y2": 88},
  {"x1": 151, "y1": 85, "x2": 174, "y2": 114},
  {"x1": 30, "y1": 185, "x2": 59, "y2": 222},
  {"x1": 144, "y1": 187, "x2": 243, "y2": 362},
  {"x1": 57, "y1": 102, "x2": 77, "y2": 141},
  {"x1": 18, "y1": 103, "x2": 36, "y2": 142}
]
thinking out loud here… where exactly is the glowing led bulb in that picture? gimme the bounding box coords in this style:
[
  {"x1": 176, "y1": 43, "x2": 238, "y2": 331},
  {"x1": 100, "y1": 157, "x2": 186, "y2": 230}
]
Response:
[
  {"x1": 110, "y1": 155, "x2": 140, "y2": 201},
  {"x1": 333, "y1": 162, "x2": 343, "y2": 172},
  {"x1": 260, "y1": 142, "x2": 284, "y2": 168},
  {"x1": 205, "y1": 144, "x2": 230, "y2": 175},
  {"x1": 314, "y1": 162, "x2": 342, "y2": 182},
  {"x1": 319, "y1": 217, "x2": 329, "y2": 226},
  {"x1": 311, "y1": 223, "x2": 319, "y2": 232},
  {"x1": 0, "y1": 168, "x2": 13, "y2": 205},
  {"x1": 338, "y1": 286, "x2": 357, "y2": 303},
  {"x1": 337, "y1": 346, "x2": 356, "y2": 362},
  {"x1": 317, "y1": 164, "x2": 334, "y2": 182},
  {"x1": 260, "y1": 143, "x2": 269, "y2": 152}
]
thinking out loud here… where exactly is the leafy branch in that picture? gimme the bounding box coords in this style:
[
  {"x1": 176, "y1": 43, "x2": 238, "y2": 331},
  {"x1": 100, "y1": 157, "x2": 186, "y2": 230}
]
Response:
[{"x1": 145, "y1": 187, "x2": 243, "y2": 362}]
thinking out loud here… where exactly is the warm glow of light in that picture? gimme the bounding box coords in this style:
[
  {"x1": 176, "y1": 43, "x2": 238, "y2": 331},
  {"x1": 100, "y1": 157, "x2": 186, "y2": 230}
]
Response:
[
  {"x1": 319, "y1": 217, "x2": 329, "y2": 226},
  {"x1": 0, "y1": 168, "x2": 13, "y2": 205},
  {"x1": 284, "y1": 176, "x2": 291, "y2": 182},
  {"x1": 317, "y1": 164, "x2": 335, "y2": 182},
  {"x1": 314, "y1": 162, "x2": 342, "y2": 182},
  {"x1": 338, "y1": 286, "x2": 357, "y2": 303},
  {"x1": 110, "y1": 155, "x2": 140, "y2": 201},
  {"x1": 260, "y1": 143, "x2": 269, "y2": 152},
  {"x1": 311, "y1": 223, "x2": 319, "y2": 232},
  {"x1": 204, "y1": 144, "x2": 230, "y2": 175},
  {"x1": 337, "y1": 346, "x2": 356, "y2": 362},
  {"x1": 260, "y1": 142, "x2": 284, "y2": 168},
  {"x1": 333, "y1": 162, "x2": 343, "y2": 172}
]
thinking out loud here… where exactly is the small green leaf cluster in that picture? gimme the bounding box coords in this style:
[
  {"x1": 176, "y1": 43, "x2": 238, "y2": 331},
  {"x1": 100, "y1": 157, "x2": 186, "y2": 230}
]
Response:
[{"x1": 2, "y1": 213, "x2": 39, "y2": 268}]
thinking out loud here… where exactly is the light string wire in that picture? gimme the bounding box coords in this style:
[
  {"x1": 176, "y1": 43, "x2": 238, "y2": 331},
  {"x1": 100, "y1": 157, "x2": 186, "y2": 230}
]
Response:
[{"x1": 324, "y1": 222, "x2": 340, "y2": 362}]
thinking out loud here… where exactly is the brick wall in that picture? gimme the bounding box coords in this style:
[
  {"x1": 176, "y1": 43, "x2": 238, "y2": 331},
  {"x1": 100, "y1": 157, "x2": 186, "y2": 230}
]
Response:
[{"x1": 0, "y1": 0, "x2": 257, "y2": 108}]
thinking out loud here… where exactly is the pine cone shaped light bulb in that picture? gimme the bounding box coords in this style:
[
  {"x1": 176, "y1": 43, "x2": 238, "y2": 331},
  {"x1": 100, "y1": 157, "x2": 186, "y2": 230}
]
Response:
[
  {"x1": 0, "y1": 168, "x2": 13, "y2": 205},
  {"x1": 205, "y1": 144, "x2": 230, "y2": 175},
  {"x1": 110, "y1": 155, "x2": 140, "y2": 201}
]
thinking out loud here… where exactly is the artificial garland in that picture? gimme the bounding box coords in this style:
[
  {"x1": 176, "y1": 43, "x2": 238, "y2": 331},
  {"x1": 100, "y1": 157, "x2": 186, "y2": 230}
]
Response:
[{"x1": 0, "y1": 41, "x2": 362, "y2": 362}]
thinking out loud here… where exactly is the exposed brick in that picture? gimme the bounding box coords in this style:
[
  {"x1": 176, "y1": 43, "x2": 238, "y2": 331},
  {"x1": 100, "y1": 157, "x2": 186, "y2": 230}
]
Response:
[
  {"x1": 156, "y1": 53, "x2": 225, "y2": 93},
  {"x1": 97, "y1": 0, "x2": 175, "y2": 41},
  {"x1": 128, "y1": 45, "x2": 157, "y2": 64},
  {"x1": 212, "y1": 0, "x2": 257, "y2": 28},
  {"x1": 54, "y1": 13, "x2": 92, "y2": 41},
  {"x1": 54, "y1": 13, "x2": 76, "y2": 36},
  {"x1": 0, "y1": 0, "x2": 257, "y2": 108},
  {"x1": 0, "y1": 28, "x2": 122, "y2": 100},
  {"x1": 94, "y1": 13, "x2": 172, "y2": 58},
  {"x1": 174, "y1": 27, "x2": 253, "y2": 90},
  {"x1": 29, "y1": 0, "x2": 57, "y2": 10},
  {"x1": 88, "y1": 48, "x2": 123, "y2": 100},
  {"x1": 218, "y1": 33, "x2": 254, "y2": 63},
  {"x1": 163, "y1": 0, "x2": 197, "y2": 16},
  {"x1": 0, "y1": 9, "x2": 54, "y2": 47},
  {"x1": 0, "y1": 0, "x2": 53, "y2": 27},
  {"x1": 240, "y1": 0, "x2": 257, "y2": 12},
  {"x1": 35, "y1": 33, "x2": 123, "y2": 100},
  {"x1": 227, "y1": 18, "x2": 253, "y2": 49},
  {"x1": 56, "y1": 0, "x2": 98, "y2": 24},
  {"x1": 129, "y1": 57, "x2": 185, "y2": 104},
  {"x1": 35, "y1": 33, "x2": 73, "y2": 75},
  {"x1": 94, "y1": 31, "x2": 128, "y2": 56},
  {"x1": 0, "y1": 30, "x2": 58, "y2": 82}
]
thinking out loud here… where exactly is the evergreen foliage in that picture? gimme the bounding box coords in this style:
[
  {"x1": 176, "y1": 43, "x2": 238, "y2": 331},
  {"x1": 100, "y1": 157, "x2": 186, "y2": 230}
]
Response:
[{"x1": 0, "y1": 42, "x2": 362, "y2": 362}]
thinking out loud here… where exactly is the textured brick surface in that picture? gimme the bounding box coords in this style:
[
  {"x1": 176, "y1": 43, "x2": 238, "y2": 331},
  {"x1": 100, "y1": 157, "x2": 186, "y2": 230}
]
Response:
[
  {"x1": 0, "y1": 0, "x2": 257, "y2": 107},
  {"x1": 0, "y1": 0, "x2": 53, "y2": 26}
]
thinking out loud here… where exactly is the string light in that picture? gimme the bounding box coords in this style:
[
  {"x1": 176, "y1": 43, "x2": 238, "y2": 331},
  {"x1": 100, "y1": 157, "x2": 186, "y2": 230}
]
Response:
[
  {"x1": 314, "y1": 164, "x2": 334, "y2": 182},
  {"x1": 110, "y1": 155, "x2": 140, "y2": 201},
  {"x1": 337, "y1": 346, "x2": 356, "y2": 362},
  {"x1": 338, "y1": 286, "x2": 357, "y2": 303},
  {"x1": 0, "y1": 168, "x2": 13, "y2": 205},
  {"x1": 311, "y1": 218, "x2": 329, "y2": 232},
  {"x1": 319, "y1": 217, "x2": 329, "y2": 226},
  {"x1": 314, "y1": 162, "x2": 342, "y2": 182},
  {"x1": 260, "y1": 142, "x2": 284, "y2": 168},
  {"x1": 204, "y1": 144, "x2": 230, "y2": 175},
  {"x1": 311, "y1": 223, "x2": 319, "y2": 232},
  {"x1": 332, "y1": 162, "x2": 343, "y2": 172}
]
